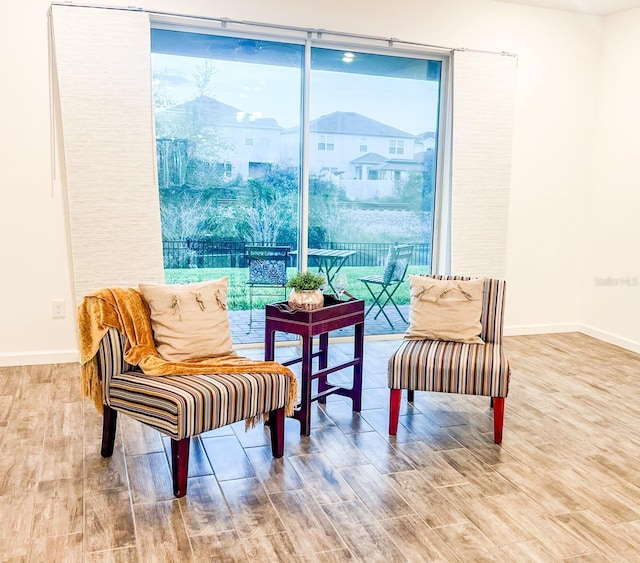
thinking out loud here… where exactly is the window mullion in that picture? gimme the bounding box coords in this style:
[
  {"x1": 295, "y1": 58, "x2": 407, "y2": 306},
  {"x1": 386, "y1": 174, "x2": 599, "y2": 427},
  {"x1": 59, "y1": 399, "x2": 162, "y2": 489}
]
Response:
[{"x1": 298, "y1": 37, "x2": 312, "y2": 273}]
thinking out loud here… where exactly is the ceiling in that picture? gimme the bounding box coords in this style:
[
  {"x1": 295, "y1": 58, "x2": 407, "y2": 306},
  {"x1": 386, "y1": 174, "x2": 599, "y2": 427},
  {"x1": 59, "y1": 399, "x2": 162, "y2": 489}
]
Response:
[{"x1": 495, "y1": 0, "x2": 640, "y2": 15}]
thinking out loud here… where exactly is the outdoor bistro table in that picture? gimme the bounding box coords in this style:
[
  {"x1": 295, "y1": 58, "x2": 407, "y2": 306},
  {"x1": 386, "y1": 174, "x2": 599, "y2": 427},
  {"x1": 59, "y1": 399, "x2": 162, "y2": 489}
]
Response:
[
  {"x1": 264, "y1": 295, "x2": 365, "y2": 436},
  {"x1": 290, "y1": 249, "x2": 357, "y2": 294}
]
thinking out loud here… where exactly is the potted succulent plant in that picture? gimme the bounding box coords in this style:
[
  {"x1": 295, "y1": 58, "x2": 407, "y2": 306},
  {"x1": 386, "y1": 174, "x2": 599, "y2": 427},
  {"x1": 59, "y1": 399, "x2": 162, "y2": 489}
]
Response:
[{"x1": 286, "y1": 271, "x2": 325, "y2": 311}]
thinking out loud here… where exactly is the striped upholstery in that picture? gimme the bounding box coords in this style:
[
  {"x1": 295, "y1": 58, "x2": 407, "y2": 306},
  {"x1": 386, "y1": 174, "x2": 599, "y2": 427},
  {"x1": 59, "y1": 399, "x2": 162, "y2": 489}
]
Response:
[
  {"x1": 96, "y1": 328, "x2": 137, "y2": 404},
  {"x1": 388, "y1": 340, "x2": 510, "y2": 397},
  {"x1": 95, "y1": 328, "x2": 291, "y2": 440},
  {"x1": 388, "y1": 277, "x2": 510, "y2": 397}
]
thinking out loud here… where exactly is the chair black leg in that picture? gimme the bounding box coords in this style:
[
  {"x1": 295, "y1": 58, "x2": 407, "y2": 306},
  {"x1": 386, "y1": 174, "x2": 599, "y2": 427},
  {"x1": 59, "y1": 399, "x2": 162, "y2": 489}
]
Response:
[
  {"x1": 373, "y1": 288, "x2": 396, "y2": 327},
  {"x1": 101, "y1": 405, "x2": 118, "y2": 458},
  {"x1": 385, "y1": 284, "x2": 407, "y2": 323},
  {"x1": 363, "y1": 283, "x2": 385, "y2": 319},
  {"x1": 171, "y1": 438, "x2": 190, "y2": 498},
  {"x1": 374, "y1": 284, "x2": 406, "y2": 325},
  {"x1": 269, "y1": 407, "x2": 285, "y2": 458},
  {"x1": 363, "y1": 283, "x2": 396, "y2": 328},
  {"x1": 407, "y1": 389, "x2": 415, "y2": 403}
]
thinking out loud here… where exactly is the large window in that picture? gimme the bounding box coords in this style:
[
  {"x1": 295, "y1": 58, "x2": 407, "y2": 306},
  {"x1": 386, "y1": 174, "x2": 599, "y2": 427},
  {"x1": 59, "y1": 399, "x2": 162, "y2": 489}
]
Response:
[
  {"x1": 151, "y1": 28, "x2": 444, "y2": 339},
  {"x1": 152, "y1": 29, "x2": 302, "y2": 311}
]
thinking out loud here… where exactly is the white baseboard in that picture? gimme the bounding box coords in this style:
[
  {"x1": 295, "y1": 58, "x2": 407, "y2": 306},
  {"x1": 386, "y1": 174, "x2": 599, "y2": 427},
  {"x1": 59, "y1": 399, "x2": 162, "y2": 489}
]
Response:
[
  {"x1": 577, "y1": 324, "x2": 640, "y2": 354},
  {"x1": 504, "y1": 323, "x2": 580, "y2": 336},
  {"x1": 0, "y1": 349, "x2": 79, "y2": 367}
]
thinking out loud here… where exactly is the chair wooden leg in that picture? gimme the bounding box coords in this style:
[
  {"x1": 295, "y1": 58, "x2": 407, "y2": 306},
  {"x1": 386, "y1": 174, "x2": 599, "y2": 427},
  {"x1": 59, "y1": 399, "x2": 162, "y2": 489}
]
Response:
[
  {"x1": 101, "y1": 405, "x2": 118, "y2": 458},
  {"x1": 269, "y1": 407, "x2": 285, "y2": 458},
  {"x1": 493, "y1": 397, "x2": 505, "y2": 445},
  {"x1": 407, "y1": 389, "x2": 415, "y2": 403},
  {"x1": 389, "y1": 388, "x2": 402, "y2": 435},
  {"x1": 171, "y1": 438, "x2": 190, "y2": 498}
]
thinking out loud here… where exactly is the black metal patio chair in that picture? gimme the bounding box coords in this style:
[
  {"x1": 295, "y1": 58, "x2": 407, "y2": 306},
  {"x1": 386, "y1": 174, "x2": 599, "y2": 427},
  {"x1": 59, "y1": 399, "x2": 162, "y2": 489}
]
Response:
[
  {"x1": 246, "y1": 245, "x2": 290, "y2": 330},
  {"x1": 358, "y1": 244, "x2": 414, "y2": 328}
]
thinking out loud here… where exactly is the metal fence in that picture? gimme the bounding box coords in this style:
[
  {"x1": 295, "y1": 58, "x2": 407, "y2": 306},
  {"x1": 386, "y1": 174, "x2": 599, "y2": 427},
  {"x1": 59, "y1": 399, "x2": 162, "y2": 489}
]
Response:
[{"x1": 163, "y1": 240, "x2": 431, "y2": 269}]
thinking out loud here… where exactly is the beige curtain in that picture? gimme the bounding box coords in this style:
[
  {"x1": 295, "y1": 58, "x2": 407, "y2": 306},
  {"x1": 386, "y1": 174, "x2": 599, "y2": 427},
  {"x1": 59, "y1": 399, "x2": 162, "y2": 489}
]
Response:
[
  {"x1": 51, "y1": 5, "x2": 163, "y2": 306},
  {"x1": 450, "y1": 50, "x2": 517, "y2": 279}
]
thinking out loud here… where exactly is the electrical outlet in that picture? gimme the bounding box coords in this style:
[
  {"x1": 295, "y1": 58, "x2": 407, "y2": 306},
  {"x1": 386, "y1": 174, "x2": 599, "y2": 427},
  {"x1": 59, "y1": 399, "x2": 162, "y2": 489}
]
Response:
[{"x1": 52, "y1": 299, "x2": 65, "y2": 318}]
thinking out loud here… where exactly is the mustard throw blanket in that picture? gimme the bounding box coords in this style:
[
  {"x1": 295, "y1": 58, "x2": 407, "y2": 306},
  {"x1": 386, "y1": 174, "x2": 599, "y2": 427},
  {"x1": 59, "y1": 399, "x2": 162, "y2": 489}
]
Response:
[{"x1": 78, "y1": 287, "x2": 298, "y2": 420}]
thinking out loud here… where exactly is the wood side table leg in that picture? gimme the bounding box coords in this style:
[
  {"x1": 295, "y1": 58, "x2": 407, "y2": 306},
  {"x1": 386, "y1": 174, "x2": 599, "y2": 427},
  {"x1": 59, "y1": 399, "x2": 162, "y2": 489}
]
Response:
[
  {"x1": 352, "y1": 321, "x2": 364, "y2": 412},
  {"x1": 317, "y1": 332, "x2": 329, "y2": 404},
  {"x1": 299, "y1": 334, "x2": 314, "y2": 436},
  {"x1": 265, "y1": 326, "x2": 275, "y2": 361}
]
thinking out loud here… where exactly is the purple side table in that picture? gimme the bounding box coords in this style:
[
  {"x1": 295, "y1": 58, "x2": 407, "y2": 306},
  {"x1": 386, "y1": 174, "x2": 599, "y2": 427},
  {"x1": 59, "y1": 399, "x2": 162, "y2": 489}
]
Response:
[{"x1": 264, "y1": 295, "x2": 365, "y2": 436}]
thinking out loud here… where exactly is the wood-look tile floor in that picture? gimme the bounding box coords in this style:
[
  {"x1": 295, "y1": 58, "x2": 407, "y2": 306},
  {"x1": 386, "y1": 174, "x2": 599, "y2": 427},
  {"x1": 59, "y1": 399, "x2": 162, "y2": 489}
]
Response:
[{"x1": 2, "y1": 332, "x2": 640, "y2": 562}]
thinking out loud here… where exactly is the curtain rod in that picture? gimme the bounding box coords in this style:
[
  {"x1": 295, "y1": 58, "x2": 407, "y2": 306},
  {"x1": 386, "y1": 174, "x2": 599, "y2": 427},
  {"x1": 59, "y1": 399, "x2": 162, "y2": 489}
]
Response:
[{"x1": 50, "y1": 1, "x2": 517, "y2": 58}]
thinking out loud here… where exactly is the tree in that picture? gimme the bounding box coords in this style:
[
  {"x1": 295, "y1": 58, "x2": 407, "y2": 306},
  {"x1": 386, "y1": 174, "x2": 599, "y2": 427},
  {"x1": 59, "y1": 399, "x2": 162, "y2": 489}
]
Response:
[
  {"x1": 308, "y1": 173, "x2": 347, "y2": 243},
  {"x1": 193, "y1": 60, "x2": 216, "y2": 98},
  {"x1": 152, "y1": 68, "x2": 176, "y2": 111},
  {"x1": 160, "y1": 191, "x2": 216, "y2": 241},
  {"x1": 239, "y1": 166, "x2": 300, "y2": 244},
  {"x1": 242, "y1": 201, "x2": 289, "y2": 244}
]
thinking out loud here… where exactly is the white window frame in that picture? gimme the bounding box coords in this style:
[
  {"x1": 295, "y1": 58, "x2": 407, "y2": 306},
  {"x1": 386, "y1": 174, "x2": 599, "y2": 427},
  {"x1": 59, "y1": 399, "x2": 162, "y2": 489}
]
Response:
[
  {"x1": 389, "y1": 139, "x2": 405, "y2": 155},
  {"x1": 149, "y1": 18, "x2": 452, "y2": 276}
]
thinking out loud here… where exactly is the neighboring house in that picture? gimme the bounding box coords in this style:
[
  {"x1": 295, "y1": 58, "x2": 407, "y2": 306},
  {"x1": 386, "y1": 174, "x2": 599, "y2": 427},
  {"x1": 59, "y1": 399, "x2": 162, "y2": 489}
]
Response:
[
  {"x1": 155, "y1": 96, "x2": 283, "y2": 185},
  {"x1": 415, "y1": 131, "x2": 436, "y2": 152},
  {"x1": 281, "y1": 111, "x2": 422, "y2": 199},
  {"x1": 156, "y1": 101, "x2": 431, "y2": 200}
]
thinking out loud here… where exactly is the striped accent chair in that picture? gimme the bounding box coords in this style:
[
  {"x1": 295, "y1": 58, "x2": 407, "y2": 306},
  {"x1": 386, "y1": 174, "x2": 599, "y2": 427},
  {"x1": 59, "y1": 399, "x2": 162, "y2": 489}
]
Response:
[
  {"x1": 388, "y1": 276, "x2": 510, "y2": 444},
  {"x1": 96, "y1": 328, "x2": 290, "y2": 497}
]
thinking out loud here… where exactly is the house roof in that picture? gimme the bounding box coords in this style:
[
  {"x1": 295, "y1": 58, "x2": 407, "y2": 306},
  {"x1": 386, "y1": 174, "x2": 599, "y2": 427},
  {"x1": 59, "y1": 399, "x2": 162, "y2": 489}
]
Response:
[
  {"x1": 380, "y1": 160, "x2": 425, "y2": 172},
  {"x1": 284, "y1": 111, "x2": 414, "y2": 138},
  {"x1": 157, "y1": 96, "x2": 282, "y2": 131},
  {"x1": 350, "y1": 152, "x2": 388, "y2": 165}
]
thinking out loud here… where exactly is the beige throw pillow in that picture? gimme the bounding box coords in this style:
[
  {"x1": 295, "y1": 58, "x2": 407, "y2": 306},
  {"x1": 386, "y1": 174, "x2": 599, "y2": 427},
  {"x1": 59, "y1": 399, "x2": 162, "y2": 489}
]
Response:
[
  {"x1": 406, "y1": 276, "x2": 485, "y2": 344},
  {"x1": 139, "y1": 278, "x2": 235, "y2": 362}
]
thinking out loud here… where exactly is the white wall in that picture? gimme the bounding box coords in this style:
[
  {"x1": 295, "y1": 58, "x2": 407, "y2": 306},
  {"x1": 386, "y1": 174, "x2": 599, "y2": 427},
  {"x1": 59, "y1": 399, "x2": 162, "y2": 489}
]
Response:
[
  {"x1": 0, "y1": 1, "x2": 78, "y2": 365},
  {"x1": 581, "y1": 7, "x2": 640, "y2": 352},
  {"x1": 0, "y1": 0, "x2": 615, "y2": 364}
]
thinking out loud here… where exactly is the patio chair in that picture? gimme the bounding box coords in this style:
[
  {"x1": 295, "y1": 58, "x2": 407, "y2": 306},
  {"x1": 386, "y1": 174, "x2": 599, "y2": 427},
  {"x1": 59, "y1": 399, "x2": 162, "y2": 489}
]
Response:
[
  {"x1": 358, "y1": 244, "x2": 414, "y2": 328},
  {"x1": 246, "y1": 245, "x2": 290, "y2": 329}
]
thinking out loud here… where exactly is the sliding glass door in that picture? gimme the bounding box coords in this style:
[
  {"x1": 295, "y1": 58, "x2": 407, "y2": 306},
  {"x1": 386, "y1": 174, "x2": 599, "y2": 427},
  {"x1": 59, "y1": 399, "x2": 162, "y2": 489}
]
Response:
[
  {"x1": 151, "y1": 28, "x2": 444, "y2": 340},
  {"x1": 305, "y1": 48, "x2": 441, "y2": 326},
  {"x1": 151, "y1": 29, "x2": 303, "y2": 315}
]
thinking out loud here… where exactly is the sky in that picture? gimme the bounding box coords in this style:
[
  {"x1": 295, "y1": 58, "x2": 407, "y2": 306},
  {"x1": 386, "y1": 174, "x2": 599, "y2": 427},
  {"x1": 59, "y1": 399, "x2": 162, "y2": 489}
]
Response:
[{"x1": 152, "y1": 53, "x2": 440, "y2": 135}]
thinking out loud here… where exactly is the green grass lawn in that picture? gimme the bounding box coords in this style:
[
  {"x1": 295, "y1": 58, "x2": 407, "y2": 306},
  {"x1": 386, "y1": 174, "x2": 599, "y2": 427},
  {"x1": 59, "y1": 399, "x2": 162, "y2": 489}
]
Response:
[{"x1": 165, "y1": 266, "x2": 426, "y2": 310}]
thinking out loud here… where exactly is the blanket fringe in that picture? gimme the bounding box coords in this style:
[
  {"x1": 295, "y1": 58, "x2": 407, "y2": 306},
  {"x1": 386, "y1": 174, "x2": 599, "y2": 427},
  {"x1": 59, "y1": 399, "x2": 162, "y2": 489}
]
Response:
[
  {"x1": 80, "y1": 356, "x2": 104, "y2": 414},
  {"x1": 245, "y1": 413, "x2": 265, "y2": 430}
]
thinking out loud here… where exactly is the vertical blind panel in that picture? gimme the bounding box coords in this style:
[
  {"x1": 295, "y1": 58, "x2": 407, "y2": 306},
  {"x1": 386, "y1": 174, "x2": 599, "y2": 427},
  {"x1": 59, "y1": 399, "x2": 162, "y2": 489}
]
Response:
[
  {"x1": 51, "y1": 6, "x2": 163, "y2": 305},
  {"x1": 451, "y1": 50, "x2": 517, "y2": 279}
]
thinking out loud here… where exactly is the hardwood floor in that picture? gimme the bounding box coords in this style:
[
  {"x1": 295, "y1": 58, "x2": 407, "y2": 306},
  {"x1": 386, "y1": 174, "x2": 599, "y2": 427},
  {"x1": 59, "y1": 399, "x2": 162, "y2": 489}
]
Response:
[{"x1": 1, "y1": 333, "x2": 640, "y2": 562}]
